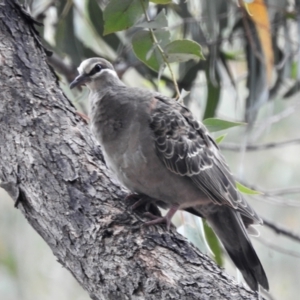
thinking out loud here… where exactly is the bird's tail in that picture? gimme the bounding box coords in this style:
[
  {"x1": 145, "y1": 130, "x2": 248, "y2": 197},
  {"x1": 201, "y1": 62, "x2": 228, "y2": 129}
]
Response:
[{"x1": 206, "y1": 207, "x2": 269, "y2": 291}]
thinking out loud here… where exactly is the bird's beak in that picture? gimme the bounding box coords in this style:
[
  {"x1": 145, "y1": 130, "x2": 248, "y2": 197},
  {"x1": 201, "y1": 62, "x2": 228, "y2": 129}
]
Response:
[{"x1": 69, "y1": 74, "x2": 89, "y2": 89}]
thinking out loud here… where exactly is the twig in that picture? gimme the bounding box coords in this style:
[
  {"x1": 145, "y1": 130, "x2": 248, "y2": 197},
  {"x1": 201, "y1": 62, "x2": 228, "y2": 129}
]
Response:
[
  {"x1": 257, "y1": 194, "x2": 300, "y2": 207},
  {"x1": 263, "y1": 187, "x2": 300, "y2": 197},
  {"x1": 220, "y1": 138, "x2": 300, "y2": 151},
  {"x1": 139, "y1": 0, "x2": 180, "y2": 99},
  {"x1": 262, "y1": 218, "x2": 300, "y2": 243},
  {"x1": 236, "y1": 180, "x2": 300, "y2": 197},
  {"x1": 257, "y1": 238, "x2": 300, "y2": 259},
  {"x1": 252, "y1": 102, "x2": 300, "y2": 140},
  {"x1": 236, "y1": 180, "x2": 300, "y2": 207},
  {"x1": 47, "y1": 52, "x2": 78, "y2": 83}
]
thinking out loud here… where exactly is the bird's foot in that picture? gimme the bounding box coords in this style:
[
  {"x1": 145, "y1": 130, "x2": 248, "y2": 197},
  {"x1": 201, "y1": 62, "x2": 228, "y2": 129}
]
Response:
[
  {"x1": 125, "y1": 193, "x2": 160, "y2": 215},
  {"x1": 76, "y1": 111, "x2": 90, "y2": 124},
  {"x1": 142, "y1": 205, "x2": 179, "y2": 231}
]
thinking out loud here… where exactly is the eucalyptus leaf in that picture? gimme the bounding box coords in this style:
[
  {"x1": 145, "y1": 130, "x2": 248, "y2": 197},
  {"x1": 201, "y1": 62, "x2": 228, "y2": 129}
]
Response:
[
  {"x1": 203, "y1": 220, "x2": 223, "y2": 266},
  {"x1": 164, "y1": 39, "x2": 204, "y2": 63},
  {"x1": 291, "y1": 61, "x2": 298, "y2": 80},
  {"x1": 215, "y1": 134, "x2": 227, "y2": 144},
  {"x1": 55, "y1": 5, "x2": 82, "y2": 65},
  {"x1": 136, "y1": 9, "x2": 168, "y2": 29},
  {"x1": 132, "y1": 29, "x2": 170, "y2": 72},
  {"x1": 150, "y1": 0, "x2": 172, "y2": 3},
  {"x1": 203, "y1": 118, "x2": 245, "y2": 132},
  {"x1": 236, "y1": 182, "x2": 262, "y2": 195},
  {"x1": 87, "y1": 0, "x2": 120, "y2": 49},
  {"x1": 103, "y1": 0, "x2": 148, "y2": 35},
  {"x1": 203, "y1": 57, "x2": 220, "y2": 119}
]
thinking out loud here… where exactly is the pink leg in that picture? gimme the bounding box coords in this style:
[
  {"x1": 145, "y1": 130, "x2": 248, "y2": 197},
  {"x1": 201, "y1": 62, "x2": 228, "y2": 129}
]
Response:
[{"x1": 143, "y1": 205, "x2": 179, "y2": 231}]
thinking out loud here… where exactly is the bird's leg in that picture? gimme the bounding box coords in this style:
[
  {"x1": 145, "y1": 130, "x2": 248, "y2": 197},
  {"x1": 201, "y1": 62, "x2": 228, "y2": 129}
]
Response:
[{"x1": 143, "y1": 205, "x2": 179, "y2": 231}]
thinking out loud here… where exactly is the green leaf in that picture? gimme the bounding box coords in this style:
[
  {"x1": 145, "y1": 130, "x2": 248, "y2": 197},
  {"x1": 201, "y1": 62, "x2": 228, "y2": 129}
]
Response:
[
  {"x1": 136, "y1": 9, "x2": 168, "y2": 29},
  {"x1": 203, "y1": 57, "x2": 220, "y2": 119},
  {"x1": 203, "y1": 220, "x2": 223, "y2": 266},
  {"x1": 132, "y1": 29, "x2": 170, "y2": 72},
  {"x1": 215, "y1": 134, "x2": 227, "y2": 144},
  {"x1": 236, "y1": 182, "x2": 262, "y2": 195},
  {"x1": 223, "y1": 50, "x2": 243, "y2": 61},
  {"x1": 203, "y1": 118, "x2": 245, "y2": 132},
  {"x1": 87, "y1": 0, "x2": 121, "y2": 49},
  {"x1": 150, "y1": 0, "x2": 172, "y2": 3},
  {"x1": 164, "y1": 40, "x2": 205, "y2": 63},
  {"x1": 103, "y1": 0, "x2": 148, "y2": 35},
  {"x1": 291, "y1": 61, "x2": 297, "y2": 80},
  {"x1": 0, "y1": 251, "x2": 18, "y2": 276},
  {"x1": 55, "y1": 5, "x2": 82, "y2": 66}
]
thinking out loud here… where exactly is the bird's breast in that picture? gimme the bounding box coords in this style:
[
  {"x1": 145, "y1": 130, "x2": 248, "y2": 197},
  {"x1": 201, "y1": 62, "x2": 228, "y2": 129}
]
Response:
[{"x1": 99, "y1": 121, "x2": 152, "y2": 192}]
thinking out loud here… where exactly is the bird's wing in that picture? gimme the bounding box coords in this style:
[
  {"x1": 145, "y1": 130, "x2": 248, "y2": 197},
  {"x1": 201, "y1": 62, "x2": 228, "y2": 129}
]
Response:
[{"x1": 149, "y1": 95, "x2": 260, "y2": 222}]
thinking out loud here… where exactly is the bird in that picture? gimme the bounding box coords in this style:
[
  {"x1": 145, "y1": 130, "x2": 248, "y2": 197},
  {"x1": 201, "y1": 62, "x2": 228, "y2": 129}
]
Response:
[{"x1": 70, "y1": 57, "x2": 269, "y2": 292}]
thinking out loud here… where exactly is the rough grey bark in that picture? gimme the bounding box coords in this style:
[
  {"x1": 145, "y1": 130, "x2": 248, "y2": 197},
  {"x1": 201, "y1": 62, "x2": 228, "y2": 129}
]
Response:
[{"x1": 0, "y1": 1, "x2": 260, "y2": 299}]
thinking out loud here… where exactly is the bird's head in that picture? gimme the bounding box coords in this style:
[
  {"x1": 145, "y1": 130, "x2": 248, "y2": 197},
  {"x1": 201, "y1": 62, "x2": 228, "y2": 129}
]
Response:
[{"x1": 70, "y1": 58, "x2": 119, "y2": 91}]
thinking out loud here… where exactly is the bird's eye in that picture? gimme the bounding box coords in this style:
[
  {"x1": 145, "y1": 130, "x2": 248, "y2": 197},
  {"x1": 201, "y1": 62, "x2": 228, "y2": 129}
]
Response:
[
  {"x1": 89, "y1": 64, "x2": 103, "y2": 76},
  {"x1": 94, "y1": 64, "x2": 102, "y2": 73}
]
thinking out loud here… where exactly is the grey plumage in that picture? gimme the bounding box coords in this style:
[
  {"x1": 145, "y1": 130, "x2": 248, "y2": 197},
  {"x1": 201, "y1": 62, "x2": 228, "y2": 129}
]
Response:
[{"x1": 70, "y1": 57, "x2": 269, "y2": 292}]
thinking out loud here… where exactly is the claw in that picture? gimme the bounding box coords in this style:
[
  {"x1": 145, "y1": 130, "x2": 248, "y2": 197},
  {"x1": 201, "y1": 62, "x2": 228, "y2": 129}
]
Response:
[{"x1": 142, "y1": 205, "x2": 179, "y2": 231}]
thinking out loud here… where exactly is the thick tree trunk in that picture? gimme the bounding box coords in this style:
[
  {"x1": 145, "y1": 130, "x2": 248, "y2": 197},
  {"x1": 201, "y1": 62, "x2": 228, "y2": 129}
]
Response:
[{"x1": 0, "y1": 1, "x2": 259, "y2": 299}]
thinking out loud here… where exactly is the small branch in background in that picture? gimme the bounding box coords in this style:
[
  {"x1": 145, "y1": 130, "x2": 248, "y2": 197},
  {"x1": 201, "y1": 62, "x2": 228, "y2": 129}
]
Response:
[
  {"x1": 262, "y1": 218, "x2": 300, "y2": 243},
  {"x1": 47, "y1": 52, "x2": 78, "y2": 83},
  {"x1": 139, "y1": 0, "x2": 181, "y2": 99},
  {"x1": 253, "y1": 102, "x2": 300, "y2": 140},
  {"x1": 237, "y1": 180, "x2": 300, "y2": 207},
  {"x1": 220, "y1": 138, "x2": 300, "y2": 151},
  {"x1": 237, "y1": 180, "x2": 300, "y2": 197},
  {"x1": 263, "y1": 187, "x2": 300, "y2": 197},
  {"x1": 257, "y1": 194, "x2": 300, "y2": 207},
  {"x1": 257, "y1": 238, "x2": 300, "y2": 259}
]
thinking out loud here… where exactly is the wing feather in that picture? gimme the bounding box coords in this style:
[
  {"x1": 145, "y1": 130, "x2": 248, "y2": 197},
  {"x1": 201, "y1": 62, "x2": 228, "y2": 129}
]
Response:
[{"x1": 149, "y1": 95, "x2": 260, "y2": 222}]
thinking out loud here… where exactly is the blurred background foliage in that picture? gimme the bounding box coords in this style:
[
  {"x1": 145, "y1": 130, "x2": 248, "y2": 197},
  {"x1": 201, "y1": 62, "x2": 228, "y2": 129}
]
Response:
[{"x1": 1, "y1": 0, "x2": 300, "y2": 299}]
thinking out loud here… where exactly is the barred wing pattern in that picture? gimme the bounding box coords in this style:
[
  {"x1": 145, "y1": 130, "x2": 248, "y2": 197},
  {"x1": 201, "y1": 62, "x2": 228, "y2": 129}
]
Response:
[{"x1": 150, "y1": 96, "x2": 260, "y2": 223}]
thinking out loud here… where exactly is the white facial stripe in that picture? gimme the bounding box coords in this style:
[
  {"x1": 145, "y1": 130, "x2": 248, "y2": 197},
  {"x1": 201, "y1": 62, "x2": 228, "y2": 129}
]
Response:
[
  {"x1": 77, "y1": 59, "x2": 92, "y2": 75},
  {"x1": 101, "y1": 68, "x2": 118, "y2": 78},
  {"x1": 78, "y1": 62, "x2": 118, "y2": 78}
]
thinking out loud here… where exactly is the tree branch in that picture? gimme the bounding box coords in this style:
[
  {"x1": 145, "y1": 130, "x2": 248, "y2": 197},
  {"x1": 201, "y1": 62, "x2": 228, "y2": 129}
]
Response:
[
  {"x1": 262, "y1": 218, "x2": 300, "y2": 243},
  {"x1": 0, "y1": 1, "x2": 261, "y2": 299},
  {"x1": 257, "y1": 238, "x2": 300, "y2": 259},
  {"x1": 220, "y1": 139, "x2": 300, "y2": 151}
]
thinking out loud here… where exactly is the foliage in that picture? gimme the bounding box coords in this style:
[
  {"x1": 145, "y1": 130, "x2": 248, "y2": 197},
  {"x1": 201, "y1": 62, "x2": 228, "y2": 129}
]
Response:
[
  {"x1": 30, "y1": 0, "x2": 300, "y2": 269},
  {"x1": 19, "y1": 1, "x2": 300, "y2": 297}
]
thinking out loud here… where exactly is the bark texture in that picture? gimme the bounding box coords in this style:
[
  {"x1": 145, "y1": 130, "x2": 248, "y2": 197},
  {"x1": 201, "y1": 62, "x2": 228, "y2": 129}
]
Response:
[{"x1": 0, "y1": 1, "x2": 260, "y2": 299}]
